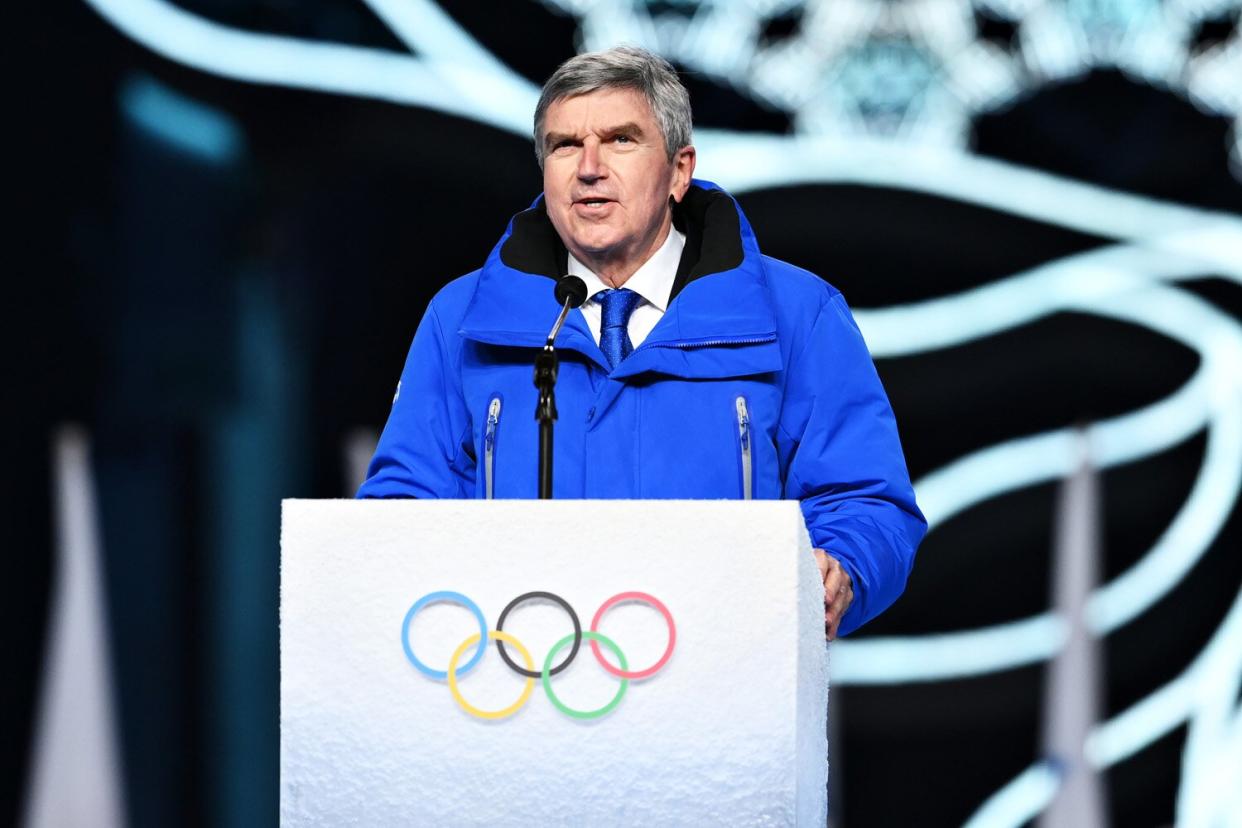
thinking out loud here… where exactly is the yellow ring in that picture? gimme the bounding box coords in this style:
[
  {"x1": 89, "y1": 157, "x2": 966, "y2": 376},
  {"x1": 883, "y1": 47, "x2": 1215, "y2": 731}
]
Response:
[{"x1": 446, "y1": 631, "x2": 536, "y2": 720}]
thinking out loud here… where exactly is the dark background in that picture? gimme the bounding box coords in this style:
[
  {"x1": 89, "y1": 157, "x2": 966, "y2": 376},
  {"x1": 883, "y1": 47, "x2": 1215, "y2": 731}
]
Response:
[{"x1": 9, "y1": 0, "x2": 1241, "y2": 825}]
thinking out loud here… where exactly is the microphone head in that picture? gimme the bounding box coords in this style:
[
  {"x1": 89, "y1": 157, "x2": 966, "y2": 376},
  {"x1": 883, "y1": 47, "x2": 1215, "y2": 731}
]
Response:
[{"x1": 554, "y1": 275, "x2": 588, "y2": 309}]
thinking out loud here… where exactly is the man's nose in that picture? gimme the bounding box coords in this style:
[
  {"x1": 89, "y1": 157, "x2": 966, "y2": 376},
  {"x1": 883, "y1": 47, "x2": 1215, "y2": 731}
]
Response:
[{"x1": 577, "y1": 139, "x2": 605, "y2": 181}]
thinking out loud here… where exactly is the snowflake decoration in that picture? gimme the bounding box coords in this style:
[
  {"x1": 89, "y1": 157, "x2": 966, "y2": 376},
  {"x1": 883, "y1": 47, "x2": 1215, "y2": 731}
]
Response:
[{"x1": 542, "y1": 0, "x2": 1241, "y2": 168}]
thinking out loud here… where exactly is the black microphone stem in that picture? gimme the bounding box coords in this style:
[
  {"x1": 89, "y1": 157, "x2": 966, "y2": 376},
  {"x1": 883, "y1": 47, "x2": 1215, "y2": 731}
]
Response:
[
  {"x1": 534, "y1": 298, "x2": 572, "y2": 499},
  {"x1": 538, "y1": 408, "x2": 554, "y2": 499}
]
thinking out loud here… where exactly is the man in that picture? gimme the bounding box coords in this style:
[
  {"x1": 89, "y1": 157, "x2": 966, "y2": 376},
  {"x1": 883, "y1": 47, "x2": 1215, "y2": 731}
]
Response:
[{"x1": 359, "y1": 46, "x2": 926, "y2": 639}]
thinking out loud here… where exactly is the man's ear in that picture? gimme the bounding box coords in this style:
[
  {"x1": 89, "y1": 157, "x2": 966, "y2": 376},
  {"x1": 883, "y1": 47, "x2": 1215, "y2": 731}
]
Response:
[{"x1": 670, "y1": 145, "x2": 697, "y2": 203}]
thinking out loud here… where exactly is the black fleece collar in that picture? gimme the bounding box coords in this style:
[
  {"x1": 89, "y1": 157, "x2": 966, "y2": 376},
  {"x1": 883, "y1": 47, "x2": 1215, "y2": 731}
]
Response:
[{"x1": 498, "y1": 183, "x2": 744, "y2": 301}]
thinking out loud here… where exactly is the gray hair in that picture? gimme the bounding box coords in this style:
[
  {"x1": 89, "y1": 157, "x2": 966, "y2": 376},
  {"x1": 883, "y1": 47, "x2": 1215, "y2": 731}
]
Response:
[{"x1": 533, "y1": 46, "x2": 693, "y2": 169}]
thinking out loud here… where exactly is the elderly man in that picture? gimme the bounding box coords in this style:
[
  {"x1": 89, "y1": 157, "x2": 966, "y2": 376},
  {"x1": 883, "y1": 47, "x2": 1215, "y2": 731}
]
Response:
[{"x1": 358, "y1": 46, "x2": 925, "y2": 639}]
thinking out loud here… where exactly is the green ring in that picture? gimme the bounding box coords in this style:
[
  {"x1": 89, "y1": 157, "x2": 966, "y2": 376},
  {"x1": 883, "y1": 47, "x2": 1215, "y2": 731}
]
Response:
[{"x1": 541, "y1": 631, "x2": 629, "y2": 719}]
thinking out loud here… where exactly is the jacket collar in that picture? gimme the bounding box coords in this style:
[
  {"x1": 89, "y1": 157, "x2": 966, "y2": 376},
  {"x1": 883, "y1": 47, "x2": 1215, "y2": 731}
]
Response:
[{"x1": 457, "y1": 179, "x2": 780, "y2": 378}]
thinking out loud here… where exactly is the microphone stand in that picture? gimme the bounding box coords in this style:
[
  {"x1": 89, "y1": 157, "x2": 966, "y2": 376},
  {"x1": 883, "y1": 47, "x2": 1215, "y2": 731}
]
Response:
[{"x1": 535, "y1": 300, "x2": 574, "y2": 499}]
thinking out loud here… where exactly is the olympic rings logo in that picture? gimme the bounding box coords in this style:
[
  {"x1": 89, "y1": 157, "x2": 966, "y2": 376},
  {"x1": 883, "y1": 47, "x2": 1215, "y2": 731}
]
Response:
[{"x1": 400, "y1": 590, "x2": 676, "y2": 721}]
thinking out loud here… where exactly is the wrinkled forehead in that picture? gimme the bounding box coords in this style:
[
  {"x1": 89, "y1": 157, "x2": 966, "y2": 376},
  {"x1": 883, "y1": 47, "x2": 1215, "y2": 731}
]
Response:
[{"x1": 542, "y1": 86, "x2": 659, "y2": 134}]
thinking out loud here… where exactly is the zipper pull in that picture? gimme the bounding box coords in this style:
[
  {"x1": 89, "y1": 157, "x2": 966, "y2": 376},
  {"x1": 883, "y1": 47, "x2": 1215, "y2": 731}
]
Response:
[
  {"x1": 485, "y1": 397, "x2": 501, "y2": 451},
  {"x1": 735, "y1": 396, "x2": 750, "y2": 451}
]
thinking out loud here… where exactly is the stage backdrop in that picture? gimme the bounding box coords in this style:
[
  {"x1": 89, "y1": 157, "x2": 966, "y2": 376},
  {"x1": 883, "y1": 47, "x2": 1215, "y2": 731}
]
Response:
[{"x1": 13, "y1": 1, "x2": 1241, "y2": 826}]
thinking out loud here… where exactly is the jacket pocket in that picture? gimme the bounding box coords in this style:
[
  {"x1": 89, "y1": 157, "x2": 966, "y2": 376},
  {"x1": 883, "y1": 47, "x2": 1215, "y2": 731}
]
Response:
[
  {"x1": 483, "y1": 395, "x2": 502, "y2": 499},
  {"x1": 735, "y1": 395, "x2": 753, "y2": 500}
]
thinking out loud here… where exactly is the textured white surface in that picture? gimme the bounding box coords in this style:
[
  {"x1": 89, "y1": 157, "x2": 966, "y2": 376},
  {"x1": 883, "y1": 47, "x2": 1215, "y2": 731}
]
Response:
[{"x1": 280, "y1": 499, "x2": 828, "y2": 826}]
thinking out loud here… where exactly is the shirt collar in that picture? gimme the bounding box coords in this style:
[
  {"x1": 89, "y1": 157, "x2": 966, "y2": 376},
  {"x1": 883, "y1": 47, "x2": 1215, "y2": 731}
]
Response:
[{"x1": 566, "y1": 226, "x2": 686, "y2": 312}]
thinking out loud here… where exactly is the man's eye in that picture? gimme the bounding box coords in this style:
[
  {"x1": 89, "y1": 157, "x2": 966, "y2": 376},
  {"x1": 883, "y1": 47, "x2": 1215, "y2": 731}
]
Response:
[{"x1": 615, "y1": 134, "x2": 632, "y2": 144}]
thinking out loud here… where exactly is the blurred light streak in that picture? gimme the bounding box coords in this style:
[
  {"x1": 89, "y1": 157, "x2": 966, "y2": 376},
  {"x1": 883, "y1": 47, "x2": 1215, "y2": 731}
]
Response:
[
  {"x1": 1155, "y1": 218, "x2": 1242, "y2": 275},
  {"x1": 1086, "y1": 653, "x2": 1196, "y2": 771},
  {"x1": 888, "y1": 363, "x2": 1208, "y2": 530},
  {"x1": 203, "y1": 275, "x2": 303, "y2": 825},
  {"x1": 831, "y1": 615, "x2": 1067, "y2": 683},
  {"x1": 1173, "y1": 581, "x2": 1242, "y2": 826},
  {"x1": 120, "y1": 74, "x2": 243, "y2": 164},
  {"x1": 82, "y1": 0, "x2": 534, "y2": 136},
  {"x1": 82, "y1": 0, "x2": 1242, "y2": 244},
  {"x1": 1088, "y1": 576, "x2": 1242, "y2": 771},
  {"x1": 342, "y1": 427, "x2": 380, "y2": 496},
  {"x1": 357, "y1": 0, "x2": 539, "y2": 122},
  {"x1": 1038, "y1": 436, "x2": 1107, "y2": 828},
  {"x1": 1083, "y1": 289, "x2": 1242, "y2": 632},
  {"x1": 23, "y1": 428, "x2": 126, "y2": 828},
  {"x1": 1185, "y1": 36, "x2": 1242, "y2": 115},
  {"x1": 833, "y1": 278, "x2": 1242, "y2": 684},
  {"x1": 359, "y1": 0, "x2": 527, "y2": 81},
  {"x1": 696, "y1": 131, "x2": 1242, "y2": 242},
  {"x1": 967, "y1": 582, "x2": 1242, "y2": 828},
  {"x1": 950, "y1": 284, "x2": 1242, "y2": 822},
  {"x1": 962, "y1": 762, "x2": 1060, "y2": 828},
  {"x1": 855, "y1": 242, "x2": 1240, "y2": 358}
]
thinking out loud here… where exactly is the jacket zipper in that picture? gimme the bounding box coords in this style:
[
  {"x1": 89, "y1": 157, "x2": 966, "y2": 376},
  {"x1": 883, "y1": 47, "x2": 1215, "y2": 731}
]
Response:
[
  {"x1": 484, "y1": 396, "x2": 501, "y2": 499},
  {"x1": 651, "y1": 335, "x2": 776, "y2": 350},
  {"x1": 736, "y1": 395, "x2": 752, "y2": 501}
]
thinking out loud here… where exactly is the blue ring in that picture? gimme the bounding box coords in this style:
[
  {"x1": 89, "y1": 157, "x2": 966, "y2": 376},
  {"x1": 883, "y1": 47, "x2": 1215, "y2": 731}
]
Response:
[{"x1": 401, "y1": 591, "x2": 488, "y2": 680}]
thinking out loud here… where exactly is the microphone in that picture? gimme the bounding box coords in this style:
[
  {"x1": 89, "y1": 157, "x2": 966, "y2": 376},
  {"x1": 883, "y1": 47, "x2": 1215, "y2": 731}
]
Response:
[
  {"x1": 535, "y1": 276, "x2": 587, "y2": 498},
  {"x1": 555, "y1": 275, "x2": 588, "y2": 309},
  {"x1": 546, "y1": 276, "x2": 587, "y2": 346}
]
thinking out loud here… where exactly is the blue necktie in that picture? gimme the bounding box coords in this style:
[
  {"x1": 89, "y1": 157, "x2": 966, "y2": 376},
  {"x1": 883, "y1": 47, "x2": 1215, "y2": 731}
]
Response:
[{"x1": 598, "y1": 288, "x2": 642, "y2": 369}]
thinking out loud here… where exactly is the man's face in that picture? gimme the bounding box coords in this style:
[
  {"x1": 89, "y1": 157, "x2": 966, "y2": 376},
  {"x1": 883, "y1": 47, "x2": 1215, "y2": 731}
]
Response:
[{"x1": 541, "y1": 87, "x2": 695, "y2": 282}]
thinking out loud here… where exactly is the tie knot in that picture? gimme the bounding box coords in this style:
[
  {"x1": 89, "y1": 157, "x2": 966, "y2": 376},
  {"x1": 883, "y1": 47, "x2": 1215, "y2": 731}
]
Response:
[{"x1": 599, "y1": 288, "x2": 642, "y2": 331}]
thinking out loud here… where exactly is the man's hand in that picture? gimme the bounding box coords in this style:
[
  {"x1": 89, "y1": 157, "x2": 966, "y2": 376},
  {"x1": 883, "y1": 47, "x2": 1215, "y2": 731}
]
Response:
[{"x1": 813, "y1": 549, "x2": 854, "y2": 641}]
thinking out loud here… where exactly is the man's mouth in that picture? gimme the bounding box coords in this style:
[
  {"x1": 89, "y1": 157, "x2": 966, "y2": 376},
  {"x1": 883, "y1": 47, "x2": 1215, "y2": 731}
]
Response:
[{"x1": 574, "y1": 197, "x2": 614, "y2": 207}]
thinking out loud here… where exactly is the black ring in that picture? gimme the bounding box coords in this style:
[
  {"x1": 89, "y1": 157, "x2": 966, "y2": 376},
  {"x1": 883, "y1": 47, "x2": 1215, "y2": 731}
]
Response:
[{"x1": 495, "y1": 591, "x2": 581, "y2": 678}]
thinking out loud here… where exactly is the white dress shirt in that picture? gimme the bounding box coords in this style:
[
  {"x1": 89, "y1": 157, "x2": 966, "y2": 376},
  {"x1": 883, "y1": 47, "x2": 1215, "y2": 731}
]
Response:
[{"x1": 567, "y1": 227, "x2": 686, "y2": 349}]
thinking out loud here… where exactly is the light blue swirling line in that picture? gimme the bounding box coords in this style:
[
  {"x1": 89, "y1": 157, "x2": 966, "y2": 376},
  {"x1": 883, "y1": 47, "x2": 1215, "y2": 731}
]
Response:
[
  {"x1": 963, "y1": 566, "x2": 1242, "y2": 828},
  {"x1": 960, "y1": 762, "x2": 1060, "y2": 828},
  {"x1": 81, "y1": 0, "x2": 537, "y2": 135},
  {"x1": 1183, "y1": 699, "x2": 1242, "y2": 826},
  {"x1": 80, "y1": 1, "x2": 1242, "y2": 820},
  {"x1": 693, "y1": 130, "x2": 1242, "y2": 242},
  {"x1": 833, "y1": 269, "x2": 1242, "y2": 683},
  {"x1": 85, "y1": 0, "x2": 1242, "y2": 683},
  {"x1": 961, "y1": 338, "x2": 1242, "y2": 828},
  {"x1": 856, "y1": 237, "x2": 1242, "y2": 359},
  {"x1": 856, "y1": 243, "x2": 1242, "y2": 544},
  {"x1": 866, "y1": 275, "x2": 1242, "y2": 823},
  {"x1": 84, "y1": 0, "x2": 1242, "y2": 681},
  {"x1": 120, "y1": 75, "x2": 244, "y2": 163},
  {"x1": 81, "y1": 0, "x2": 1242, "y2": 252},
  {"x1": 1173, "y1": 594, "x2": 1242, "y2": 826},
  {"x1": 359, "y1": 0, "x2": 529, "y2": 81},
  {"x1": 849, "y1": 241, "x2": 1242, "y2": 647}
]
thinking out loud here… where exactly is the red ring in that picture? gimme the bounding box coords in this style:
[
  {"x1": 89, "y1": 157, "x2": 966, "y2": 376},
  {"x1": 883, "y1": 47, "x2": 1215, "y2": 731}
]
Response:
[{"x1": 589, "y1": 591, "x2": 676, "y2": 679}]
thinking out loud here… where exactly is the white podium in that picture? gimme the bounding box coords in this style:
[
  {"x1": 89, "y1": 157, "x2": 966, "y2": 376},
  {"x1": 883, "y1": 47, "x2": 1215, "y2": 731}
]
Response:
[{"x1": 280, "y1": 499, "x2": 829, "y2": 826}]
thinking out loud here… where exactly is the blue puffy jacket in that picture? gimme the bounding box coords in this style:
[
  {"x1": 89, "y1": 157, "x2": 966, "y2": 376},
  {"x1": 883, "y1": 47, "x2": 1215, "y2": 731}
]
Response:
[{"x1": 359, "y1": 180, "x2": 926, "y2": 636}]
